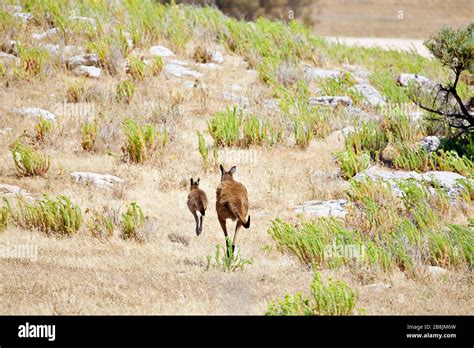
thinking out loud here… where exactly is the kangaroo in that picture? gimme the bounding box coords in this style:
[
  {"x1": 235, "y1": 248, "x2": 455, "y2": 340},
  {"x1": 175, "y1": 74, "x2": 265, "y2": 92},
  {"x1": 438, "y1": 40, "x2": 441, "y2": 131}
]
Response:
[
  {"x1": 187, "y1": 178, "x2": 208, "y2": 236},
  {"x1": 216, "y1": 164, "x2": 250, "y2": 255}
]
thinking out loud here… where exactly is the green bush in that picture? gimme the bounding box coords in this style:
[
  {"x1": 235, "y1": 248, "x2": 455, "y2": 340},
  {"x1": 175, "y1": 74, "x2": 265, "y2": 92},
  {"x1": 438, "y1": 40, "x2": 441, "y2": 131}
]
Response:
[
  {"x1": 120, "y1": 202, "x2": 147, "y2": 241},
  {"x1": 0, "y1": 198, "x2": 12, "y2": 232},
  {"x1": 345, "y1": 121, "x2": 388, "y2": 160},
  {"x1": 35, "y1": 116, "x2": 53, "y2": 143},
  {"x1": 392, "y1": 143, "x2": 430, "y2": 172},
  {"x1": 122, "y1": 118, "x2": 167, "y2": 163},
  {"x1": 335, "y1": 149, "x2": 371, "y2": 179},
  {"x1": 266, "y1": 272, "x2": 358, "y2": 316},
  {"x1": 81, "y1": 120, "x2": 98, "y2": 152},
  {"x1": 15, "y1": 195, "x2": 82, "y2": 236},
  {"x1": 10, "y1": 141, "x2": 50, "y2": 177},
  {"x1": 116, "y1": 80, "x2": 135, "y2": 104},
  {"x1": 206, "y1": 238, "x2": 253, "y2": 272}
]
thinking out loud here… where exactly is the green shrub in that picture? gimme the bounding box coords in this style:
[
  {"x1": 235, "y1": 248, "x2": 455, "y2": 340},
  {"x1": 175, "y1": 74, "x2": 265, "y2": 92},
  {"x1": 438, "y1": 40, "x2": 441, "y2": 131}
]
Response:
[
  {"x1": 88, "y1": 208, "x2": 114, "y2": 239},
  {"x1": 122, "y1": 118, "x2": 167, "y2": 163},
  {"x1": 15, "y1": 195, "x2": 82, "y2": 236},
  {"x1": 116, "y1": 79, "x2": 135, "y2": 104},
  {"x1": 392, "y1": 143, "x2": 430, "y2": 171},
  {"x1": 206, "y1": 238, "x2": 253, "y2": 272},
  {"x1": 0, "y1": 198, "x2": 12, "y2": 232},
  {"x1": 81, "y1": 120, "x2": 98, "y2": 152},
  {"x1": 266, "y1": 272, "x2": 358, "y2": 316},
  {"x1": 197, "y1": 131, "x2": 209, "y2": 167},
  {"x1": 120, "y1": 202, "x2": 147, "y2": 241},
  {"x1": 66, "y1": 80, "x2": 85, "y2": 103},
  {"x1": 430, "y1": 150, "x2": 473, "y2": 178},
  {"x1": 335, "y1": 149, "x2": 371, "y2": 179},
  {"x1": 150, "y1": 57, "x2": 163, "y2": 76},
  {"x1": 345, "y1": 121, "x2": 388, "y2": 160},
  {"x1": 17, "y1": 45, "x2": 51, "y2": 80},
  {"x1": 127, "y1": 56, "x2": 146, "y2": 81},
  {"x1": 207, "y1": 106, "x2": 242, "y2": 147},
  {"x1": 35, "y1": 116, "x2": 53, "y2": 143},
  {"x1": 10, "y1": 141, "x2": 50, "y2": 177}
]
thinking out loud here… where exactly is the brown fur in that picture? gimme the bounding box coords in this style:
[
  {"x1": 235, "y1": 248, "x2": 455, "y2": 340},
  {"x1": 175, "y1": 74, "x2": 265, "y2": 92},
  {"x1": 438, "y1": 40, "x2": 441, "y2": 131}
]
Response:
[
  {"x1": 216, "y1": 165, "x2": 250, "y2": 253},
  {"x1": 187, "y1": 178, "x2": 208, "y2": 236}
]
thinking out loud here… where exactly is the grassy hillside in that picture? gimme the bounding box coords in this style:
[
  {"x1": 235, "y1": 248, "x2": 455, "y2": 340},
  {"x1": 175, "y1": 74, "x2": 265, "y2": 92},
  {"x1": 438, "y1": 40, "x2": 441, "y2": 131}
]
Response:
[{"x1": 0, "y1": 0, "x2": 472, "y2": 315}]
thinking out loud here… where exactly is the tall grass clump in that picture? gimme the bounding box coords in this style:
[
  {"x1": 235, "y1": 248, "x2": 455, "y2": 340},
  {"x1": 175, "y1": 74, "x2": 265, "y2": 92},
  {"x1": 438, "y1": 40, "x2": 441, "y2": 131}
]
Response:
[
  {"x1": 14, "y1": 195, "x2": 82, "y2": 236},
  {"x1": 81, "y1": 120, "x2": 98, "y2": 152},
  {"x1": 34, "y1": 116, "x2": 53, "y2": 143},
  {"x1": 10, "y1": 141, "x2": 50, "y2": 177},
  {"x1": 392, "y1": 143, "x2": 430, "y2": 172},
  {"x1": 207, "y1": 106, "x2": 243, "y2": 147},
  {"x1": 116, "y1": 79, "x2": 135, "y2": 104},
  {"x1": 119, "y1": 202, "x2": 153, "y2": 242},
  {"x1": 206, "y1": 238, "x2": 253, "y2": 272},
  {"x1": 16, "y1": 45, "x2": 52, "y2": 80},
  {"x1": 0, "y1": 198, "x2": 12, "y2": 232},
  {"x1": 344, "y1": 120, "x2": 388, "y2": 160},
  {"x1": 266, "y1": 272, "x2": 359, "y2": 316},
  {"x1": 87, "y1": 208, "x2": 114, "y2": 240},
  {"x1": 335, "y1": 149, "x2": 371, "y2": 179},
  {"x1": 122, "y1": 118, "x2": 167, "y2": 163}
]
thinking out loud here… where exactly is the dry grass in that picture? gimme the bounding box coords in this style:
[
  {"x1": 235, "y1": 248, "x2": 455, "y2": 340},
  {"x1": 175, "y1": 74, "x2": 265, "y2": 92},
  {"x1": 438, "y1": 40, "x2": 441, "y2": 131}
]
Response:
[{"x1": 0, "y1": 2, "x2": 472, "y2": 315}]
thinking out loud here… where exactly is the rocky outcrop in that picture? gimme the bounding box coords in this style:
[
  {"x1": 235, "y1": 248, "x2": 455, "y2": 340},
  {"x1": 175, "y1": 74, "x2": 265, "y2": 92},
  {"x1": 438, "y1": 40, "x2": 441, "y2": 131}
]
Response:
[
  {"x1": 67, "y1": 54, "x2": 100, "y2": 70},
  {"x1": 418, "y1": 136, "x2": 440, "y2": 153},
  {"x1": 70, "y1": 172, "x2": 124, "y2": 189},
  {"x1": 353, "y1": 167, "x2": 471, "y2": 198},
  {"x1": 13, "y1": 108, "x2": 56, "y2": 121},
  {"x1": 310, "y1": 96, "x2": 353, "y2": 107},
  {"x1": 294, "y1": 199, "x2": 348, "y2": 218},
  {"x1": 149, "y1": 45, "x2": 174, "y2": 58},
  {"x1": 350, "y1": 84, "x2": 386, "y2": 107},
  {"x1": 304, "y1": 67, "x2": 341, "y2": 80},
  {"x1": 72, "y1": 65, "x2": 101, "y2": 78},
  {"x1": 0, "y1": 184, "x2": 32, "y2": 199},
  {"x1": 164, "y1": 61, "x2": 204, "y2": 78}
]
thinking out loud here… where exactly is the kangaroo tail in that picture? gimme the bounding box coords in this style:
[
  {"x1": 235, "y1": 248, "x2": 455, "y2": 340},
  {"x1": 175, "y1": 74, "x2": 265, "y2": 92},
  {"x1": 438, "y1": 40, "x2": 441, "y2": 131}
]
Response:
[
  {"x1": 243, "y1": 215, "x2": 250, "y2": 229},
  {"x1": 199, "y1": 208, "x2": 206, "y2": 216}
]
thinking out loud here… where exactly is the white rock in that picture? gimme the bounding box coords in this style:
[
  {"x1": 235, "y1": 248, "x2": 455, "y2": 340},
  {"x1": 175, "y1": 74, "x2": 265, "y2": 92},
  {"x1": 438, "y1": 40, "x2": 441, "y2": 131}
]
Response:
[
  {"x1": 363, "y1": 283, "x2": 392, "y2": 291},
  {"x1": 419, "y1": 136, "x2": 440, "y2": 153},
  {"x1": 149, "y1": 45, "x2": 174, "y2": 57},
  {"x1": 13, "y1": 12, "x2": 33, "y2": 22},
  {"x1": 164, "y1": 63, "x2": 204, "y2": 78},
  {"x1": 263, "y1": 99, "x2": 280, "y2": 111},
  {"x1": 70, "y1": 172, "x2": 123, "y2": 189},
  {"x1": 72, "y1": 65, "x2": 101, "y2": 78},
  {"x1": 13, "y1": 108, "x2": 56, "y2": 121},
  {"x1": 310, "y1": 96, "x2": 353, "y2": 107},
  {"x1": 341, "y1": 126, "x2": 356, "y2": 136},
  {"x1": 294, "y1": 199, "x2": 348, "y2": 218},
  {"x1": 353, "y1": 167, "x2": 471, "y2": 198},
  {"x1": 397, "y1": 73, "x2": 437, "y2": 90},
  {"x1": 0, "y1": 184, "x2": 32, "y2": 198},
  {"x1": 211, "y1": 51, "x2": 224, "y2": 64},
  {"x1": 427, "y1": 266, "x2": 447, "y2": 277},
  {"x1": 0, "y1": 51, "x2": 20, "y2": 65},
  {"x1": 67, "y1": 54, "x2": 100, "y2": 70},
  {"x1": 222, "y1": 92, "x2": 250, "y2": 108},
  {"x1": 32, "y1": 28, "x2": 59, "y2": 40},
  {"x1": 304, "y1": 67, "x2": 341, "y2": 80},
  {"x1": 351, "y1": 84, "x2": 386, "y2": 107},
  {"x1": 0, "y1": 127, "x2": 12, "y2": 136}
]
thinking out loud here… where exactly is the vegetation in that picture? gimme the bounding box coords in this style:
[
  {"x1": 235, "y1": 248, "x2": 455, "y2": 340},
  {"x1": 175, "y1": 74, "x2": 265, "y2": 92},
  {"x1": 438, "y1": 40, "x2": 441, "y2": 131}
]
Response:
[
  {"x1": 122, "y1": 118, "x2": 168, "y2": 163},
  {"x1": 408, "y1": 23, "x2": 473, "y2": 135},
  {"x1": 206, "y1": 238, "x2": 253, "y2": 272},
  {"x1": 81, "y1": 120, "x2": 98, "y2": 152},
  {"x1": 34, "y1": 116, "x2": 53, "y2": 143},
  {"x1": 116, "y1": 80, "x2": 135, "y2": 104},
  {"x1": 14, "y1": 195, "x2": 82, "y2": 236},
  {"x1": 266, "y1": 272, "x2": 359, "y2": 315},
  {"x1": 120, "y1": 202, "x2": 147, "y2": 241},
  {"x1": 10, "y1": 141, "x2": 50, "y2": 177}
]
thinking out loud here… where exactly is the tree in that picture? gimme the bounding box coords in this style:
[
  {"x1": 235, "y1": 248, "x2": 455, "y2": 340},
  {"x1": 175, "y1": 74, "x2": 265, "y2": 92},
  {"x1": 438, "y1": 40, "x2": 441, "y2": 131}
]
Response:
[{"x1": 408, "y1": 23, "x2": 473, "y2": 136}]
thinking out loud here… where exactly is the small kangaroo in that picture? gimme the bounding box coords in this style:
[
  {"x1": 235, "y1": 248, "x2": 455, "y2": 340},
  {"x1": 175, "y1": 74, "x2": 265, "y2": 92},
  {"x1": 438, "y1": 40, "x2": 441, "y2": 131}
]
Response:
[
  {"x1": 187, "y1": 178, "x2": 208, "y2": 236},
  {"x1": 216, "y1": 164, "x2": 250, "y2": 254}
]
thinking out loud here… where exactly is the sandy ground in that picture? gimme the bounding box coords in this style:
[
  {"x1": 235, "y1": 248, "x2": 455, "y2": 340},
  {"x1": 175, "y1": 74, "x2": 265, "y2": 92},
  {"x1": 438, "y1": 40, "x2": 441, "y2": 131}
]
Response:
[
  {"x1": 325, "y1": 37, "x2": 431, "y2": 58},
  {"x1": 313, "y1": 0, "x2": 473, "y2": 38}
]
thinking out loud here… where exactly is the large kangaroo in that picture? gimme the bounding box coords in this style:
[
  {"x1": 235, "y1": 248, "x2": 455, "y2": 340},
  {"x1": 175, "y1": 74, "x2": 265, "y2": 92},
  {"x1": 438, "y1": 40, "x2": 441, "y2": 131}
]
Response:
[
  {"x1": 187, "y1": 178, "x2": 208, "y2": 236},
  {"x1": 216, "y1": 164, "x2": 250, "y2": 254}
]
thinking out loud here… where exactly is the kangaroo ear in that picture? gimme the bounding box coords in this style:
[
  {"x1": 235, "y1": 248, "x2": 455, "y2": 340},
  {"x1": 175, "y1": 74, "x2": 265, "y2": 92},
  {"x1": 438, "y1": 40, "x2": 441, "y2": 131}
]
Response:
[
  {"x1": 220, "y1": 164, "x2": 225, "y2": 175},
  {"x1": 197, "y1": 178, "x2": 200, "y2": 184},
  {"x1": 229, "y1": 166, "x2": 236, "y2": 174},
  {"x1": 190, "y1": 178, "x2": 194, "y2": 185}
]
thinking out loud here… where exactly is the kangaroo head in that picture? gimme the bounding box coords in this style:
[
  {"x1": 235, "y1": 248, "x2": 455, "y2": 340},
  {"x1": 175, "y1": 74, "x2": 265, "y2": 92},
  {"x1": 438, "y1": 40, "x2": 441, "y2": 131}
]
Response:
[
  {"x1": 220, "y1": 164, "x2": 236, "y2": 182},
  {"x1": 190, "y1": 177, "x2": 200, "y2": 190}
]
